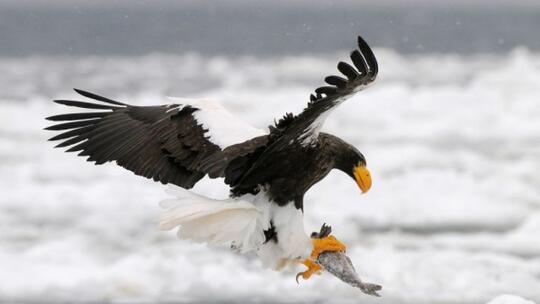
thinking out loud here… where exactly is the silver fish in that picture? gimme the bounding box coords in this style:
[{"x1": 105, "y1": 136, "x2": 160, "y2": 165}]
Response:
[{"x1": 317, "y1": 251, "x2": 382, "y2": 297}]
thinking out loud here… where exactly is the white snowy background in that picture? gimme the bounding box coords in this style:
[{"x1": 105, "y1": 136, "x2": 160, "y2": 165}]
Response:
[{"x1": 1, "y1": 48, "x2": 539, "y2": 303}]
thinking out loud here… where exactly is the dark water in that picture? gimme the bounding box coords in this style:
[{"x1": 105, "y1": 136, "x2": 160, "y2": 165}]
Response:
[{"x1": 2, "y1": 1, "x2": 540, "y2": 57}]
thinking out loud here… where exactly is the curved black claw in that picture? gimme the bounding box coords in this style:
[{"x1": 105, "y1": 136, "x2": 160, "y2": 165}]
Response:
[{"x1": 295, "y1": 272, "x2": 303, "y2": 284}]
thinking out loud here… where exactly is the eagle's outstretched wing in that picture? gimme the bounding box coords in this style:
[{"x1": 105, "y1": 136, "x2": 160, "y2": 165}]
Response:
[
  {"x1": 274, "y1": 36, "x2": 378, "y2": 146},
  {"x1": 230, "y1": 36, "x2": 378, "y2": 189},
  {"x1": 46, "y1": 89, "x2": 267, "y2": 188}
]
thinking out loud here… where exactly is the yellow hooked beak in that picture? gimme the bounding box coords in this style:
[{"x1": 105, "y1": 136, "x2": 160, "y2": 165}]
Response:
[{"x1": 353, "y1": 165, "x2": 372, "y2": 193}]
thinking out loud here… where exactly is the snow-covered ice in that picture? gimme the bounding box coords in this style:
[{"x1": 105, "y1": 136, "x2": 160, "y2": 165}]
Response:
[
  {"x1": 1, "y1": 49, "x2": 540, "y2": 303},
  {"x1": 487, "y1": 295, "x2": 536, "y2": 304}
]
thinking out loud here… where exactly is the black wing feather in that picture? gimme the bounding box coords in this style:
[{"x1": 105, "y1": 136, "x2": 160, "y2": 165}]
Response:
[
  {"x1": 356, "y1": 36, "x2": 378, "y2": 77},
  {"x1": 45, "y1": 119, "x2": 102, "y2": 131},
  {"x1": 350, "y1": 50, "x2": 368, "y2": 75},
  {"x1": 73, "y1": 88, "x2": 126, "y2": 106},
  {"x1": 337, "y1": 62, "x2": 359, "y2": 80},
  {"x1": 48, "y1": 125, "x2": 95, "y2": 141},
  {"x1": 46, "y1": 112, "x2": 109, "y2": 121},
  {"x1": 315, "y1": 86, "x2": 338, "y2": 96},
  {"x1": 53, "y1": 99, "x2": 119, "y2": 110},
  {"x1": 324, "y1": 75, "x2": 348, "y2": 88},
  {"x1": 55, "y1": 135, "x2": 88, "y2": 148}
]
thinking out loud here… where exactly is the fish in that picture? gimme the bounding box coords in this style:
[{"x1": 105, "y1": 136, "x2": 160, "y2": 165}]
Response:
[{"x1": 317, "y1": 250, "x2": 382, "y2": 297}]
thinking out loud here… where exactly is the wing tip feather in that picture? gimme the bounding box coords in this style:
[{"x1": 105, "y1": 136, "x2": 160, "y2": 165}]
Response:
[
  {"x1": 306, "y1": 35, "x2": 377, "y2": 108},
  {"x1": 73, "y1": 88, "x2": 127, "y2": 106}
]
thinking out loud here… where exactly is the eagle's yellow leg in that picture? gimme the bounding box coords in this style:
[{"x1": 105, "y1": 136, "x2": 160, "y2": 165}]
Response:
[
  {"x1": 296, "y1": 235, "x2": 347, "y2": 282},
  {"x1": 310, "y1": 235, "x2": 347, "y2": 260}
]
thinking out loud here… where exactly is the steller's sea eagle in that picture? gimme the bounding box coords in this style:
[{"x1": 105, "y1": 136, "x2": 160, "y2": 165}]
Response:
[{"x1": 46, "y1": 36, "x2": 378, "y2": 282}]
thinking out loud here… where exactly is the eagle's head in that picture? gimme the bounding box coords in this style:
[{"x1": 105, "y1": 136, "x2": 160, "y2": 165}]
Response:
[{"x1": 335, "y1": 145, "x2": 372, "y2": 194}]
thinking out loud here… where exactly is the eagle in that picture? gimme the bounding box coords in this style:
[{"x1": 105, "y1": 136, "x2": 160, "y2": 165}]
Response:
[{"x1": 46, "y1": 36, "x2": 378, "y2": 281}]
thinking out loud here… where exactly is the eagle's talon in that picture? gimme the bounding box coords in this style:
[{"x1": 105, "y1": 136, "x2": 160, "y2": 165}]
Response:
[
  {"x1": 311, "y1": 235, "x2": 347, "y2": 260},
  {"x1": 296, "y1": 259, "x2": 322, "y2": 283}
]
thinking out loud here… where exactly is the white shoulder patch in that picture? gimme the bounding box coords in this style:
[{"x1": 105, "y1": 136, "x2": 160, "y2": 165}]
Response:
[
  {"x1": 298, "y1": 108, "x2": 335, "y2": 146},
  {"x1": 167, "y1": 97, "x2": 267, "y2": 149}
]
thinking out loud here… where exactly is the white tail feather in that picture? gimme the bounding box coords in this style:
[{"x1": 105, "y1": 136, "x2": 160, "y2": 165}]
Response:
[{"x1": 159, "y1": 186, "x2": 266, "y2": 252}]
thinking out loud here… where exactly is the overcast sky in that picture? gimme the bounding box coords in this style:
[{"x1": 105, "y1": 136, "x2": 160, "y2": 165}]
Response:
[
  {"x1": 3, "y1": 0, "x2": 540, "y2": 7},
  {"x1": 2, "y1": 1, "x2": 539, "y2": 56}
]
